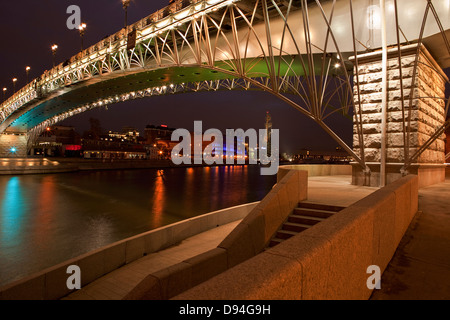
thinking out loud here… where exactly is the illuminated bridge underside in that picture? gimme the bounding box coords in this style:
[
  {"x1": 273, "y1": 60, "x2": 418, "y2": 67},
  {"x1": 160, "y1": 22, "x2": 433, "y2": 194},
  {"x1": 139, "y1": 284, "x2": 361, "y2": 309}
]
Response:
[
  {"x1": 1, "y1": 0, "x2": 449, "y2": 171},
  {"x1": 4, "y1": 56, "x2": 339, "y2": 133}
]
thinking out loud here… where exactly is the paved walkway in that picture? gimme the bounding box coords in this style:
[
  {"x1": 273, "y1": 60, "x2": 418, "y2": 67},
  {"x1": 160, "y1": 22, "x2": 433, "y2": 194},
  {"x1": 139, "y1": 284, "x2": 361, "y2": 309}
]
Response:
[
  {"x1": 63, "y1": 175, "x2": 376, "y2": 300},
  {"x1": 305, "y1": 175, "x2": 377, "y2": 207},
  {"x1": 63, "y1": 220, "x2": 241, "y2": 300},
  {"x1": 371, "y1": 179, "x2": 450, "y2": 300}
]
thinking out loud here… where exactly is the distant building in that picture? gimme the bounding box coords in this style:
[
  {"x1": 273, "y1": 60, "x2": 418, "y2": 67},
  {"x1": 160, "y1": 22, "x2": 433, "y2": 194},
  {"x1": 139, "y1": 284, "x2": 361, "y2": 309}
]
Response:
[
  {"x1": 82, "y1": 138, "x2": 146, "y2": 160},
  {"x1": 121, "y1": 126, "x2": 140, "y2": 143},
  {"x1": 82, "y1": 127, "x2": 147, "y2": 160},
  {"x1": 144, "y1": 125, "x2": 175, "y2": 145},
  {"x1": 31, "y1": 126, "x2": 81, "y2": 157},
  {"x1": 107, "y1": 127, "x2": 141, "y2": 144},
  {"x1": 290, "y1": 147, "x2": 351, "y2": 164}
]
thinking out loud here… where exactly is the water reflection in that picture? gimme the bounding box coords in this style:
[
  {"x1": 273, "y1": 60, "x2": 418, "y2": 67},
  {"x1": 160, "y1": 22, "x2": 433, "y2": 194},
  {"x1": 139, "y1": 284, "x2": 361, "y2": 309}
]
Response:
[
  {"x1": 150, "y1": 170, "x2": 166, "y2": 227},
  {"x1": 0, "y1": 165, "x2": 276, "y2": 287},
  {"x1": 35, "y1": 175, "x2": 55, "y2": 245},
  {"x1": 1, "y1": 177, "x2": 26, "y2": 246}
]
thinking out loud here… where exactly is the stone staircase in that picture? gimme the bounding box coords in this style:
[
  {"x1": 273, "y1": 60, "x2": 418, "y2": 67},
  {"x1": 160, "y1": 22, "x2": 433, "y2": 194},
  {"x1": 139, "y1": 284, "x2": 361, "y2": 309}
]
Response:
[{"x1": 268, "y1": 202, "x2": 346, "y2": 248}]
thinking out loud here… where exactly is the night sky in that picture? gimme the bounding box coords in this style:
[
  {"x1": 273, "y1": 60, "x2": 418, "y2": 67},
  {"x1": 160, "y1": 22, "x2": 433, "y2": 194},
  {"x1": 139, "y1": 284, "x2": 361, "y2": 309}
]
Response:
[{"x1": 3, "y1": 0, "x2": 441, "y2": 155}]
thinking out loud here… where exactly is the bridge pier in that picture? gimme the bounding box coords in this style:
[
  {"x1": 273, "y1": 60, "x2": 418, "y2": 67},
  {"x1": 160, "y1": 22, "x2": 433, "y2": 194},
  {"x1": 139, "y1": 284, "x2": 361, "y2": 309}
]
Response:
[
  {"x1": 0, "y1": 133, "x2": 28, "y2": 158},
  {"x1": 352, "y1": 44, "x2": 447, "y2": 188}
]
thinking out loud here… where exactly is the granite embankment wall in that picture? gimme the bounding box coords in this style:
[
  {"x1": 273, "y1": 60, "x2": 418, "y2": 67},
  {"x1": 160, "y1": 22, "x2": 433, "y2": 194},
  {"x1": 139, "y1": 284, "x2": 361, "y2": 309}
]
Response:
[
  {"x1": 277, "y1": 164, "x2": 352, "y2": 181},
  {"x1": 277, "y1": 164, "x2": 352, "y2": 179},
  {"x1": 0, "y1": 202, "x2": 258, "y2": 300},
  {"x1": 123, "y1": 170, "x2": 308, "y2": 300},
  {"x1": 174, "y1": 174, "x2": 418, "y2": 300},
  {"x1": 0, "y1": 159, "x2": 181, "y2": 175}
]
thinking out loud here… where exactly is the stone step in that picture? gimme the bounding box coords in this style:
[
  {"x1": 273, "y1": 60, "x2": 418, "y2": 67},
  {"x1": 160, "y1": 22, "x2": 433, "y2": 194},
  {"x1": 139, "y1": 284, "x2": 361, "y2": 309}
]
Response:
[
  {"x1": 297, "y1": 202, "x2": 346, "y2": 213},
  {"x1": 282, "y1": 222, "x2": 311, "y2": 233},
  {"x1": 276, "y1": 229, "x2": 301, "y2": 240},
  {"x1": 293, "y1": 208, "x2": 335, "y2": 219},
  {"x1": 267, "y1": 202, "x2": 346, "y2": 250},
  {"x1": 268, "y1": 238, "x2": 284, "y2": 248},
  {"x1": 288, "y1": 214, "x2": 324, "y2": 226}
]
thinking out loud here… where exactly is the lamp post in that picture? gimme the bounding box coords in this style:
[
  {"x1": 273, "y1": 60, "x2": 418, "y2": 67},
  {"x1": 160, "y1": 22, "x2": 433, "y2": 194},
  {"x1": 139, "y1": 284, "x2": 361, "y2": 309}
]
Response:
[
  {"x1": 122, "y1": 0, "x2": 131, "y2": 29},
  {"x1": 51, "y1": 44, "x2": 58, "y2": 67},
  {"x1": 26, "y1": 66, "x2": 31, "y2": 83},
  {"x1": 2, "y1": 88, "x2": 6, "y2": 102},
  {"x1": 12, "y1": 78, "x2": 17, "y2": 94},
  {"x1": 79, "y1": 23, "x2": 87, "y2": 51}
]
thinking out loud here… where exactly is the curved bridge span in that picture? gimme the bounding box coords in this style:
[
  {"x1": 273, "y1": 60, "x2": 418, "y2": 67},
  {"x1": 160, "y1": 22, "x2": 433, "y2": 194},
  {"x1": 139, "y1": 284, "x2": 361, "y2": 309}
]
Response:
[{"x1": 0, "y1": 0, "x2": 449, "y2": 177}]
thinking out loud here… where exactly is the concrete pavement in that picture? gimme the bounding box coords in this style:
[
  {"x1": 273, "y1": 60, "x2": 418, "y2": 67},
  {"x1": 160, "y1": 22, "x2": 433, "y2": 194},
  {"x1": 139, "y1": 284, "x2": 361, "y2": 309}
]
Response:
[{"x1": 371, "y1": 178, "x2": 450, "y2": 300}]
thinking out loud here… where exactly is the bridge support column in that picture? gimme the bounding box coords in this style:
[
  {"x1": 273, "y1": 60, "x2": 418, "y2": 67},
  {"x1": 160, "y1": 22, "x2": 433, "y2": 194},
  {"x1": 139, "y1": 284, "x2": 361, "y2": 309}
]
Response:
[
  {"x1": 352, "y1": 44, "x2": 447, "y2": 187},
  {"x1": 0, "y1": 133, "x2": 28, "y2": 158}
]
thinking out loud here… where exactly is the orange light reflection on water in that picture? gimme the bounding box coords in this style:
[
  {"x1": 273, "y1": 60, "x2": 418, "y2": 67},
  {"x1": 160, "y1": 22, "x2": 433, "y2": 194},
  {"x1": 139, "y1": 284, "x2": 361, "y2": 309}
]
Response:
[{"x1": 150, "y1": 170, "x2": 166, "y2": 227}]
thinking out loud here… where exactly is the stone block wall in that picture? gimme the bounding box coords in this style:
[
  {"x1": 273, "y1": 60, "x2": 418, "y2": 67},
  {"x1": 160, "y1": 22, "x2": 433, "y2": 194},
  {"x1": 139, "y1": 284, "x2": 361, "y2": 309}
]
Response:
[
  {"x1": 0, "y1": 134, "x2": 28, "y2": 158},
  {"x1": 352, "y1": 44, "x2": 447, "y2": 165}
]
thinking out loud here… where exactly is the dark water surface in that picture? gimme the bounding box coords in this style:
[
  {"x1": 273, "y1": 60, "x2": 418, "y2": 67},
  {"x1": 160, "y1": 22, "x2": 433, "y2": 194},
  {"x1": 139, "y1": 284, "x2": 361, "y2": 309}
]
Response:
[{"x1": 0, "y1": 165, "x2": 276, "y2": 287}]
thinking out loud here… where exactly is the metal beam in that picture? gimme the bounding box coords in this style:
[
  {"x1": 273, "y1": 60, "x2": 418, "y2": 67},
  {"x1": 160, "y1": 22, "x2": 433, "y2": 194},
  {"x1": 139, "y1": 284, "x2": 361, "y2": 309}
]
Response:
[
  {"x1": 379, "y1": 0, "x2": 388, "y2": 187},
  {"x1": 236, "y1": 1, "x2": 264, "y2": 20}
]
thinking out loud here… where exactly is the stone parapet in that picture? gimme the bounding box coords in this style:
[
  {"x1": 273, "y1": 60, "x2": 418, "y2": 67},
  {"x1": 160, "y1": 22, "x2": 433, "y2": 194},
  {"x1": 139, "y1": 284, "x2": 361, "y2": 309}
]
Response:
[{"x1": 174, "y1": 175, "x2": 419, "y2": 300}]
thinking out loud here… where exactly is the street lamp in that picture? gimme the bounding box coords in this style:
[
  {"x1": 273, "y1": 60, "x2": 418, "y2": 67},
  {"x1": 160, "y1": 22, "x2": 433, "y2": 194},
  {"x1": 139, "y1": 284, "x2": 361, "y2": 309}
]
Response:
[
  {"x1": 51, "y1": 44, "x2": 59, "y2": 67},
  {"x1": 122, "y1": 0, "x2": 131, "y2": 29},
  {"x1": 79, "y1": 23, "x2": 87, "y2": 51},
  {"x1": 25, "y1": 66, "x2": 31, "y2": 83},
  {"x1": 2, "y1": 88, "x2": 7, "y2": 102},
  {"x1": 12, "y1": 78, "x2": 17, "y2": 94}
]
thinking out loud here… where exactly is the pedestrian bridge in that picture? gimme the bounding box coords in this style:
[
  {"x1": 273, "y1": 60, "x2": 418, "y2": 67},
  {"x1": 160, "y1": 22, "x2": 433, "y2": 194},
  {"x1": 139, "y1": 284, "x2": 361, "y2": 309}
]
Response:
[{"x1": 0, "y1": 0, "x2": 449, "y2": 171}]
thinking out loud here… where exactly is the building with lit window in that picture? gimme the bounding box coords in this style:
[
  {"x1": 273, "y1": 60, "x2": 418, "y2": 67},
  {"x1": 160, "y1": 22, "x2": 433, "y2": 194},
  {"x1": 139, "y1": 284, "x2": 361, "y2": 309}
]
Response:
[
  {"x1": 144, "y1": 124, "x2": 175, "y2": 145},
  {"x1": 31, "y1": 126, "x2": 81, "y2": 157}
]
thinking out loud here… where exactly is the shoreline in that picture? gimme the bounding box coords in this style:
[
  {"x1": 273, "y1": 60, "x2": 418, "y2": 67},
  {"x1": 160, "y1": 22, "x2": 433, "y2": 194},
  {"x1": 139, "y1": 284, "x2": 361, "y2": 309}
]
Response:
[
  {"x1": 0, "y1": 157, "x2": 307, "y2": 176},
  {"x1": 0, "y1": 158, "x2": 259, "y2": 175},
  {"x1": 0, "y1": 202, "x2": 259, "y2": 298}
]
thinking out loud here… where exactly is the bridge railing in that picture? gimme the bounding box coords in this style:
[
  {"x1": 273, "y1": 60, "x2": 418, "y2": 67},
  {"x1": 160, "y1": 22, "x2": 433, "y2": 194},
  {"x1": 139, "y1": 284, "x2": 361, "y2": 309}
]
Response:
[{"x1": 0, "y1": 0, "x2": 231, "y2": 124}]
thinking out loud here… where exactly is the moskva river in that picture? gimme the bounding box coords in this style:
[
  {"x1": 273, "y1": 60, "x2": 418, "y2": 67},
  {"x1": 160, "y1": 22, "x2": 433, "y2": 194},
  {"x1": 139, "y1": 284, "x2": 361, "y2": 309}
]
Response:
[{"x1": 0, "y1": 165, "x2": 276, "y2": 287}]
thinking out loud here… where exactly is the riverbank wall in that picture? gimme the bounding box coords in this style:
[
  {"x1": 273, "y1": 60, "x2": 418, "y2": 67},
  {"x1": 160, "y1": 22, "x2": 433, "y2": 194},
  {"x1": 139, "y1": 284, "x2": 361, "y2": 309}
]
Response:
[
  {"x1": 0, "y1": 158, "x2": 205, "y2": 175},
  {"x1": 0, "y1": 202, "x2": 259, "y2": 300}
]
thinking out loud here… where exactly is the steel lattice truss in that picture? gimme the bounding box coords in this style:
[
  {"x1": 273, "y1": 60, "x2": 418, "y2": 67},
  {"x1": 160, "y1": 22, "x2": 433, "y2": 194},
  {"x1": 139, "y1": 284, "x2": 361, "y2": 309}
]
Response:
[{"x1": 0, "y1": 0, "x2": 449, "y2": 173}]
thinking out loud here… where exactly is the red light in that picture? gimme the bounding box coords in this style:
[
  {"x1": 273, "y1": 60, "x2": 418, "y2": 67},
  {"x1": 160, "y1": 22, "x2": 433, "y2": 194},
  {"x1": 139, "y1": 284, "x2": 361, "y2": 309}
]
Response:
[
  {"x1": 160, "y1": 125, "x2": 168, "y2": 128},
  {"x1": 65, "y1": 145, "x2": 82, "y2": 151}
]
